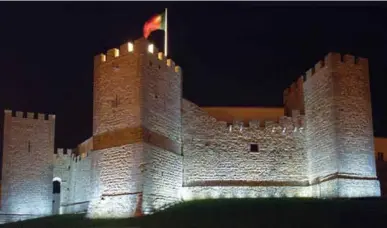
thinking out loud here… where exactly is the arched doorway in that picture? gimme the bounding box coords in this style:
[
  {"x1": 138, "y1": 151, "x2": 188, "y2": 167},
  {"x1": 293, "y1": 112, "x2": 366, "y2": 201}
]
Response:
[{"x1": 52, "y1": 177, "x2": 61, "y2": 215}]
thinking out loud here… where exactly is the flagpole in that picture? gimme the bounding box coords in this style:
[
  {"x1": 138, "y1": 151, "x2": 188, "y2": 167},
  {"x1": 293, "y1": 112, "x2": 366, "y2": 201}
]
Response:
[{"x1": 164, "y1": 8, "x2": 168, "y2": 57}]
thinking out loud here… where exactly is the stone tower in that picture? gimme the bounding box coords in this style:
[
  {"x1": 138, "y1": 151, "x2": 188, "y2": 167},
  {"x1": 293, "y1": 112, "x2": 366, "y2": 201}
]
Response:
[
  {"x1": 87, "y1": 38, "x2": 183, "y2": 218},
  {"x1": 1, "y1": 110, "x2": 55, "y2": 216},
  {"x1": 303, "y1": 53, "x2": 380, "y2": 197}
]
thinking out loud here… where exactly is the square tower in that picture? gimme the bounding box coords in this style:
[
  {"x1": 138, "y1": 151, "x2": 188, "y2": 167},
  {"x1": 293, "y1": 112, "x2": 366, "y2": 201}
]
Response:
[
  {"x1": 303, "y1": 53, "x2": 380, "y2": 197},
  {"x1": 1, "y1": 110, "x2": 55, "y2": 215},
  {"x1": 88, "y1": 38, "x2": 183, "y2": 218}
]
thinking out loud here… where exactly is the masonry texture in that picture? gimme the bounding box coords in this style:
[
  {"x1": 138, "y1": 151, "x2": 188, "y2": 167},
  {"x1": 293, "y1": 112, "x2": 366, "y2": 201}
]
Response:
[
  {"x1": 1, "y1": 111, "x2": 55, "y2": 216},
  {"x1": 0, "y1": 38, "x2": 384, "y2": 224}
]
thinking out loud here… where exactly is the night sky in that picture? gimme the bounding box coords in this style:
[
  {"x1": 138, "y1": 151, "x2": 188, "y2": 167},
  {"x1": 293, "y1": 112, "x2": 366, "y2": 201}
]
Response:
[{"x1": 0, "y1": 2, "x2": 387, "y2": 149}]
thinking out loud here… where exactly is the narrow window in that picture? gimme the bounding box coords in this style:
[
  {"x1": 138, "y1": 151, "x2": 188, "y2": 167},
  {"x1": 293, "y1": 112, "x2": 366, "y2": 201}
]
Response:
[
  {"x1": 377, "y1": 152, "x2": 384, "y2": 161},
  {"x1": 111, "y1": 95, "x2": 119, "y2": 108},
  {"x1": 28, "y1": 141, "x2": 31, "y2": 152},
  {"x1": 227, "y1": 123, "x2": 233, "y2": 132},
  {"x1": 250, "y1": 144, "x2": 259, "y2": 152}
]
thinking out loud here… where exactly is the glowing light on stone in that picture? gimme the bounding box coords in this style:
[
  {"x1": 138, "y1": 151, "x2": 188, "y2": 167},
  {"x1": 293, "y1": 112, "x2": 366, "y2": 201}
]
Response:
[
  {"x1": 53, "y1": 177, "x2": 62, "y2": 183},
  {"x1": 148, "y1": 44, "x2": 154, "y2": 53},
  {"x1": 128, "y1": 42, "x2": 134, "y2": 52},
  {"x1": 113, "y1": 49, "x2": 119, "y2": 57}
]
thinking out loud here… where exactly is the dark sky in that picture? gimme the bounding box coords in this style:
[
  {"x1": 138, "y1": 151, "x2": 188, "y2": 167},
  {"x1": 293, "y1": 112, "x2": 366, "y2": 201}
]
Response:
[{"x1": 0, "y1": 2, "x2": 387, "y2": 149}]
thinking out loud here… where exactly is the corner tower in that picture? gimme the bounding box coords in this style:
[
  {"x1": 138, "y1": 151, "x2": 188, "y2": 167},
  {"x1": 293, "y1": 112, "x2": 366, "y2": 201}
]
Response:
[
  {"x1": 303, "y1": 53, "x2": 380, "y2": 197},
  {"x1": 1, "y1": 110, "x2": 55, "y2": 216},
  {"x1": 88, "y1": 38, "x2": 183, "y2": 218}
]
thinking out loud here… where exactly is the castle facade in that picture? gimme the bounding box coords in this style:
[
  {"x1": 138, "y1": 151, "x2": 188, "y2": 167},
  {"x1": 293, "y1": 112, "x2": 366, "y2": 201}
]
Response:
[{"x1": 0, "y1": 38, "x2": 383, "y2": 223}]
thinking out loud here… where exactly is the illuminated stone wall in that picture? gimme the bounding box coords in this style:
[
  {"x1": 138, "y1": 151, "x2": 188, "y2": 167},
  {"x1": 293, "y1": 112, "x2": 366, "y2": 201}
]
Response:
[
  {"x1": 283, "y1": 77, "x2": 305, "y2": 117},
  {"x1": 87, "y1": 38, "x2": 183, "y2": 218},
  {"x1": 181, "y1": 53, "x2": 380, "y2": 198},
  {"x1": 0, "y1": 38, "x2": 383, "y2": 225},
  {"x1": 87, "y1": 144, "x2": 144, "y2": 218},
  {"x1": 143, "y1": 144, "x2": 183, "y2": 213},
  {"x1": 303, "y1": 53, "x2": 380, "y2": 197},
  {"x1": 182, "y1": 99, "x2": 308, "y2": 191},
  {"x1": 53, "y1": 148, "x2": 96, "y2": 214},
  {"x1": 181, "y1": 186, "x2": 312, "y2": 200},
  {"x1": 52, "y1": 149, "x2": 72, "y2": 212},
  {"x1": 1, "y1": 110, "x2": 55, "y2": 215}
]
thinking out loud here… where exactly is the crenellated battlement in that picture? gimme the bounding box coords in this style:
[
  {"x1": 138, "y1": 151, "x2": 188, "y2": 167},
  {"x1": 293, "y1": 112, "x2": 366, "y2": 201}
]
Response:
[
  {"x1": 54, "y1": 147, "x2": 88, "y2": 164},
  {"x1": 304, "y1": 52, "x2": 368, "y2": 80},
  {"x1": 4, "y1": 109, "x2": 55, "y2": 121},
  {"x1": 56, "y1": 148, "x2": 73, "y2": 156},
  {"x1": 93, "y1": 38, "x2": 182, "y2": 74},
  {"x1": 284, "y1": 53, "x2": 369, "y2": 88},
  {"x1": 222, "y1": 112, "x2": 305, "y2": 135},
  {"x1": 283, "y1": 76, "x2": 304, "y2": 96}
]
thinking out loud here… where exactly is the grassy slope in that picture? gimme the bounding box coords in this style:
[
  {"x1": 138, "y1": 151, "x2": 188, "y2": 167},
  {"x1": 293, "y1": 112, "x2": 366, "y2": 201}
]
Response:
[{"x1": 2, "y1": 198, "x2": 387, "y2": 228}]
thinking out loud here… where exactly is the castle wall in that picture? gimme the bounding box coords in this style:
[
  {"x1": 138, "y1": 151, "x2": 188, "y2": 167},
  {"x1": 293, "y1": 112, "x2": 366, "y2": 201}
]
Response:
[
  {"x1": 182, "y1": 99, "x2": 308, "y2": 196},
  {"x1": 65, "y1": 153, "x2": 93, "y2": 213},
  {"x1": 93, "y1": 42, "x2": 141, "y2": 135},
  {"x1": 331, "y1": 54, "x2": 376, "y2": 177},
  {"x1": 283, "y1": 77, "x2": 305, "y2": 116},
  {"x1": 303, "y1": 53, "x2": 380, "y2": 197},
  {"x1": 53, "y1": 148, "x2": 96, "y2": 214},
  {"x1": 1, "y1": 110, "x2": 55, "y2": 215},
  {"x1": 181, "y1": 186, "x2": 312, "y2": 200},
  {"x1": 201, "y1": 107, "x2": 284, "y2": 125},
  {"x1": 139, "y1": 41, "x2": 183, "y2": 213},
  {"x1": 303, "y1": 58, "x2": 339, "y2": 182},
  {"x1": 88, "y1": 38, "x2": 183, "y2": 218},
  {"x1": 142, "y1": 144, "x2": 183, "y2": 214},
  {"x1": 53, "y1": 149, "x2": 72, "y2": 212},
  {"x1": 89, "y1": 39, "x2": 146, "y2": 218},
  {"x1": 87, "y1": 144, "x2": 144, "y2": 218},
  {"x1": 141, "y1": 44, "x2": 182, "y2": 144}
]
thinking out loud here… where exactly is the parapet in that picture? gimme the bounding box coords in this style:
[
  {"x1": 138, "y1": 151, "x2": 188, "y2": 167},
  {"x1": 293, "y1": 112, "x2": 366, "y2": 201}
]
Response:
[
  {"x1": 304, "y1": 52, "x2": 368, "y2": 80},
  {"x1": 224, "y1": 112, "x2": 305, "y2": 134},
  {"x1": 284, "y1": 76, "x2": 304, "y2": 97},
  {"x1": 93, "y1": 37, "x2": 182, "y2": 74},
  {"x1": 56, "y1": 148, "x2": 73, "y2": 156},
  {"x1": 4, "y1": 109, "x2": 55, "y2": 121},
  {"x1": 77, "y1": 136, "x2": 93, "y2": 158}
]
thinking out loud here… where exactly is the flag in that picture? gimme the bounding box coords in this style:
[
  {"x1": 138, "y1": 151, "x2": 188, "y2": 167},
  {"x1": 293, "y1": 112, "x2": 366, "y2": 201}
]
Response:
[{"x1": 143, "y1": 12, "x2": 166, "y2": 39}]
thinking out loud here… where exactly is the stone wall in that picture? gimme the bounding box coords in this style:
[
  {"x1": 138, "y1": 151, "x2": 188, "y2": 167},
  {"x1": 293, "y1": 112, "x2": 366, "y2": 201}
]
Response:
[
  {"x1": 53, "y1": 148, "x2": 72, "y2": 211},
  {"x1": 1, "y1": 110, "x2": 55, "y2": 215},
  {"x1": 181, "y1": 186, "x2": 312, "y2": 200},
  {"x1": 88, "y1": 38, "x2": 183, "y2": 218},
  {"x1": 143, "y1": 144, "x2": 183, "y2": 213},
  {"x1": 141, "y1": 41, "x2": 182, "y2": 144},
  {"x1": 303, "y1": 53, "x2": 379, "y2": 197},
  {"x1": 303, "y1": 56, "x2": 338, "y2": 182},
  {"x1": 93, "y1": 41, "x2": 141, "y2": 135},
  {"x1": 53, "y1": 148, "x2": 95, "y2": 214},
  {"x1": 283, "y1": 77, "x2": 305, "y2": 117},
  {"x1": 330, "y1": 54, "x2": 376, "y2": 177},
  {"x1": 87, "y1": 144, "x2": 144, "y2": 218},
  {"x1": 182, "y1": 99, "x2": 307, "y2": 188}
]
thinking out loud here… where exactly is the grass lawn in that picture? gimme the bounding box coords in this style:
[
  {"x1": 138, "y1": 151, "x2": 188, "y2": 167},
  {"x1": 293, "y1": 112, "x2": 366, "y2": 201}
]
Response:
[{"x1": 1, "y1": 198, "x2": 387, "y2": 228}]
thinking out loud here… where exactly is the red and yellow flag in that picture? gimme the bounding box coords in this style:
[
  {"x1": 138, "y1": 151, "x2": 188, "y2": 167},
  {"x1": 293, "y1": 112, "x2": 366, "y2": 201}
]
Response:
[{"x1": 143, "y1": 12, "x2": 166, "y2": 39}]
